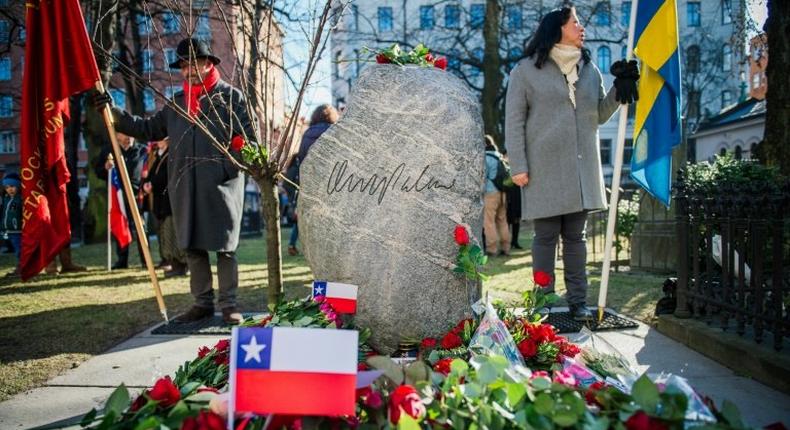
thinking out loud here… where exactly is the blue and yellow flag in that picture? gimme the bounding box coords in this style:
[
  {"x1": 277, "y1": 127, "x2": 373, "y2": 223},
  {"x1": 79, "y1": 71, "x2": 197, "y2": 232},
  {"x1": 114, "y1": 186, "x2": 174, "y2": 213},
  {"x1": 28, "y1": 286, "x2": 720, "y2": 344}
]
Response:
[{"x1": 631, "y1": 0, "x2": 682, "y2": 206}]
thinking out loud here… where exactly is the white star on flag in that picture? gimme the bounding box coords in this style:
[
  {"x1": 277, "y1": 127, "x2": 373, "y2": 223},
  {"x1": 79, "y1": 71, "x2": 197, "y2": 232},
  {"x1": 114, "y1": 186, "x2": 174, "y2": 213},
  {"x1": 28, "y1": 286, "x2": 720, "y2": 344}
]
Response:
[
  {"x1": 241, "y1": 335, "x2": 266, "y2": 363},
  {"x1": 314, "y1": 285, "x2": 325, "y2": 295}
]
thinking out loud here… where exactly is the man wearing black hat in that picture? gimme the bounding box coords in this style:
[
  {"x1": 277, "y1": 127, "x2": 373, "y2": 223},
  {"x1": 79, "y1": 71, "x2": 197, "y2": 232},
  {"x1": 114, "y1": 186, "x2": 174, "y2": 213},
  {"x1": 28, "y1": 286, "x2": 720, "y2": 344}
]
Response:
[{"x1": 94, "y1": 38, "x2": 257, "y2": 325}]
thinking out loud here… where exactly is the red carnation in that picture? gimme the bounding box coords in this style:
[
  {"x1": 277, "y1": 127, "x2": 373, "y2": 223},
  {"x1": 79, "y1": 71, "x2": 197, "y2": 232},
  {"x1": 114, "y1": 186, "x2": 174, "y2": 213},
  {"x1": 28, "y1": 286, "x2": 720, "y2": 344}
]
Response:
[
  {"x1": 557, "y1": 339, "x2": 581, "y2": 358},
  {"x1": 517, "y1": 338, "x2": 538, "y2": 358},
  {"x1": 526, "y1": 323, "x2": 557, "y2": 343},
  {"x1": 440, "y1": 332, "x2": 463, "y2": 349},
  {"x1": 375, "y1": 53, "x2": 391, "y2": 64},
  {"x1": 147, "y1": 376, "x2": 180, "y2": 408},
  {"x1": 420, "y1": 337, "x2": 437, "y2": 349},
  {"x1": 434, "y1": 57, "x2": 448, "y2": 70},
  {"x1": 231, "y1": 135, "x2": 245, "y2": 151},
  {"x1": 425, "y1": 53, "x2": 434, "y2": 63},
  {"x1": 389, "y1": 385, "x2": 426, "y2": 425},
  {"x1": 625, "y1": 411, "x2": 669, "y2": 430},
  {"x1": 533, "y1": 271, "x2": 552, "y2": 287},
  {"x1": 453, "y1": 225, "x2": 470, "y2": 246},
  {"x1": 214, "y1": 339, "x2": 230, "y2": 352},
  {"x1": 433, "y1": 358, "x2": 453, "y2": 375}
]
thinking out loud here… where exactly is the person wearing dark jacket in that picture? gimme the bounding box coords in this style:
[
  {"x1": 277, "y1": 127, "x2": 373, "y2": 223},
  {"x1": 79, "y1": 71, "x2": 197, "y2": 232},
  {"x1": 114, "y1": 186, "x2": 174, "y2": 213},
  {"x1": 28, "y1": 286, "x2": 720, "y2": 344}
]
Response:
[
  {"x1": 2, "y1": 172, "x2": 22, "y2": 277},
  {"x1": 93, "y1": 132, "x2": 148, "y2": 270},
  {"x1": 142, "y1": 139, "x2": 187, "y2": 277},
  {"x1": 93, "y1": 38, "x2": 258, "y2": 325},
  {"x1": 505, "y1": 176, "x2": 523, "y2": 249},
  {"x1": 285, "y1": 104, "x2": 338, "y2": 256}
]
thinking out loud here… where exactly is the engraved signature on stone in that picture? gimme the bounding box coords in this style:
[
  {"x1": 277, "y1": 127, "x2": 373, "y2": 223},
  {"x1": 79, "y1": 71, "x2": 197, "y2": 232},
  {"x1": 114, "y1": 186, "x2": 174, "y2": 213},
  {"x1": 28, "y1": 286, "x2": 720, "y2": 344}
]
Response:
[{"x1": 326, "y1": 160, "x2": 456, "y2": 205}]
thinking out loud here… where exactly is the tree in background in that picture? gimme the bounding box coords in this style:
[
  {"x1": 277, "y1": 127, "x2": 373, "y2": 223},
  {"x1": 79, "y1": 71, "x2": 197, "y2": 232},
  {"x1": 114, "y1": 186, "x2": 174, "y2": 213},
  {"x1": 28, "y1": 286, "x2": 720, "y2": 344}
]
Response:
[{"x1": 761, "y1": 0, "x2": 789, "y2": 174}]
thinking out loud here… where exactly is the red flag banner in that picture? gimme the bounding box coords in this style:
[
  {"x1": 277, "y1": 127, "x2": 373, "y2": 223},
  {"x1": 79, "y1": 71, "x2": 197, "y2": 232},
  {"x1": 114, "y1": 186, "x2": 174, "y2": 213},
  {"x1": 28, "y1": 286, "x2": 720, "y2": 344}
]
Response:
[{"x1": 20, "y1": 0, "x2": 100, "y2": 279}]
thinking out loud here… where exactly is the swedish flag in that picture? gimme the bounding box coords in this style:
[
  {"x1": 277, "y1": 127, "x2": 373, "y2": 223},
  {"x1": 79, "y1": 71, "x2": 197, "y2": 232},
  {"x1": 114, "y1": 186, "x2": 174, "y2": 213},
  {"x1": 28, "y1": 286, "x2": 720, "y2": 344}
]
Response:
[{"x1": 631, "y1": 0, "x2": 682, "y2": 206}]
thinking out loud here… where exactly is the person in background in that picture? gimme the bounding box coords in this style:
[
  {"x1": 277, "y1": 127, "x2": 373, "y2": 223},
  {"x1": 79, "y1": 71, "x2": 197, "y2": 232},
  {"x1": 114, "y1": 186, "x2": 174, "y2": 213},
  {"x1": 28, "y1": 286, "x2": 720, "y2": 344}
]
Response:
[
  {"x1": 285, "y1": 104, "x2": 339, "y2": 256},
  {"x1": 505, "y1": 169, "x2": 523, "y2": 250},
  {"x1": 94, "y1": 132, "x2": 148, "y2": 270},
  {"x1": 504, "y1": 6, "x2": 638, "y2": 320},
  {"x1": 483, "y1": 135, "x2": 511, "y2": 257},
  {"x1": 1, "y1": 172, "x2": 22, "y2": 277},
  {"x1": 142, "y1": 139, "x2": 188, "y2": 278}
]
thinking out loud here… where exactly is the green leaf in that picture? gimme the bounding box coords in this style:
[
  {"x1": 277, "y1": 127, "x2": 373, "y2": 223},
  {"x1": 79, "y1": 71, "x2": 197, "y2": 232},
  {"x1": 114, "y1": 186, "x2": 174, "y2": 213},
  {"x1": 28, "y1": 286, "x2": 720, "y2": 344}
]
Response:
[
  {"x1": 103, "y1": 384, "x2": 130, "y2": 416},
  {"x1": 133, "y1": 416, "x2": 162, "y2": 430},
  {"x1": 179, "y1": 381, "x2": 201, "y2": 397},
  {"x1": 367, "y1": 355, "x2": 405, "y2": 385},
  {"x1": 462, "y1": 382, "x2": 483, "y2": 399},
  {"x1": 450, "y1": 359, "x2": 469, "y2": 376},
  {"x1": 293, "y1": 316, "x2": 314, "y2": 327},
  {"x1": 533, "y1": 393, "x2": 554, "y2": 415},
  {"x1": 552, "y1": 410, "x2": 579, "y2": 427},
  {"x1": 530, "y1": 377, "x2": 551, "y2": 391},
  {"x1": 398, "y1": 412, "x2": 421, "y2": 430},
  {"x1": 405, "y1": 361, "x2": 431, "y2": 385},
  {"x1": 631, "y1": 375, "x2": 659, "y2": 413},
  {"x1": 79, "y1": 408, "x2": 98, "y2": 427},
  {"x1": 720, "y1": 400, "x2": 744, "y2": 428},
  {"x1": 478, "y1": 363, "x2": 498, "y2": 384},
  {"x1": 506, "y1": 383, "x2": 526, "y2": 407}
]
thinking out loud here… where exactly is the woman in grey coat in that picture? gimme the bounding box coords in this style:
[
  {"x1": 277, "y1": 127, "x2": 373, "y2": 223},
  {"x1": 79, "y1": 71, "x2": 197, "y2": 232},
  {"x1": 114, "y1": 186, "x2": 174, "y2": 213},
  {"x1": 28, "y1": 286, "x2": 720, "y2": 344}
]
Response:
[{"x1": 504, "y1": 7, "x2": 637, "y2": 319}]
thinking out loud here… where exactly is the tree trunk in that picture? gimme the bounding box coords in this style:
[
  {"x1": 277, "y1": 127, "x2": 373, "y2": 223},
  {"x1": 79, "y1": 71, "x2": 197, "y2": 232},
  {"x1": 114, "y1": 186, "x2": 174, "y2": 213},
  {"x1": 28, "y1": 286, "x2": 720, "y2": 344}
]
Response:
[
  {"x1": 257, "y1": 171, "x2": 283, "y2": 309},
  {"x1": 482, "y1": 0, "x2": 504, "y2": 146},
  {"x1": 761, "y1": 0, "x2": 790, "y2": 174}
]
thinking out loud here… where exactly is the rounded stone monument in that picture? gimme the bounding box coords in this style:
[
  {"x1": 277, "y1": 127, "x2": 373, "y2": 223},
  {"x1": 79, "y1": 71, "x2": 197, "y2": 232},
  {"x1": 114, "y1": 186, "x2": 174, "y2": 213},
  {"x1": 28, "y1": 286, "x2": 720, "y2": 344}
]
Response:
[{"x1": 298, "y1": 64, "x2": 484, "y2": 353}]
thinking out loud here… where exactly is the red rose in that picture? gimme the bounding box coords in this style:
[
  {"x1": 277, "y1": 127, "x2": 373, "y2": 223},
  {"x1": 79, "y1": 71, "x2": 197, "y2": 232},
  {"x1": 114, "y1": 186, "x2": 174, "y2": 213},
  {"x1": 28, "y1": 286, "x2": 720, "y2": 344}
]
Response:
[
  {"x1": 213, "y1": 352, "x2": 229, "y2": 366},
  {"x1": 197, "y1": 346, "x2": 210, "y2": 358},
  {"x1": 517, "y1": 339, "x2": 538, "y2": 358},
  {"x1": 148, "y1": 376, "x2": 180, "y2": 408},
  {"x1": 130, "y1": 394, "x2": 147, "y2": 412},
  {"x1": 214, "y1": 339, "x2": 230, "y2": 352},
  {"x1": 434, "y1": 57, "x2": 448, "y2": 70},
  {"x1": 585, "y1": 381, "x2": 607, "y2": 406},
  {"x1": 420, "y1": 337, "x2": 437, "y2": 349},
  {"x1": 440, "y1": 332, "x2": 463, "y2": 349},
  {"x1": 389, "y1": 385, "x2": 425, "y2": 425},
  {"x1": 364, "y1": 390, "x2": 383, "y2": 409},
  {"x1": 533, "y1": 271, "x2": 552, "y2": 287},
  {"x1": 425, "y1": 53, "x2": 434, "y2": 63},
  {"x1": 526, "y1": 323, "x2": 557, "y2": 343},
  {"x1": 433, "y1": 358, "x2": 453, "y2": 375},
  {"x1": 557, "y1": 340, "x2": 581, "y2": 357},
  {"x1": 625, "y1": 411, "x2": 669, "y2": 430},
  {"x1": 181, "y1": 410, "x2": 226, "y2": 430},
  {"x1": 453, "y1": 225, "x2": 470, "y2": 246},
  {"x1": 375, "y1": 53, "x2": 390, "y2": 64},
  {"x1": 230, "y1": 135, "x2": 245, "y2": 151}
]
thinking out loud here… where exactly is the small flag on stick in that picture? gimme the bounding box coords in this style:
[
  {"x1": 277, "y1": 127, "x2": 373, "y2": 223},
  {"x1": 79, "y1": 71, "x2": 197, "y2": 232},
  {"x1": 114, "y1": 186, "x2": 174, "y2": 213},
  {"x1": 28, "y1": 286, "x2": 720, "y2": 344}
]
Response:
[{"x1": 312, "y1": 281, "x2": 358, "y2": 314}]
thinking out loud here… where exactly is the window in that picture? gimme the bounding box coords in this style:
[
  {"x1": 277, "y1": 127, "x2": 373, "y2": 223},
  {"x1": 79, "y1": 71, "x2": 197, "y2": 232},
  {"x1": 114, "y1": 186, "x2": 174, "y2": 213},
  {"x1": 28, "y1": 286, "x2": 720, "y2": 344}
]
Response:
[
  {"x1": 600, "y1": 139, "x2": 612, "y2": 165},
  {"x1": 721, "y1": 0, "x2": 732, "y2": 24},
  {"x1": 734, "y1": 145, "x2": 742, "y2": 160},
  {"x1": 448, "y1": 50, "x2": 461, "y2": 72},
  {"x1": 142, "y1": 49, "x2": 154, "y2": 73},
  {"x1": 111, "y1": 50, "x2": 122, "y2": 72},
  {"x1": 470, "y1": 4, "x2": 485, "y2": 29},
  {"x1": 686, "y1": 45, "x2": 700, "y2": 74},
  {"x1": 0, "y1": 0, "x2": 9, "y2": 7},
  {"x1": 195, "y1": 13, "x2": 211, "y2": 40},
  {"x1": 595, "y1": 2, "x2": 611, "y2": 26},
  {"x1": 624, "y1": 139, "x2": 634, "y2": 165},
  {"x1": 165, "y1": 86, "x2": 180, "y2": 100},
  {"x1": 164, "y1": 49, "x2": 179, "y2": 70},
  {"x1": 109, "y1": 89, "x2": 126, "y2": 109},
  {"x1": 350, "y1": 5, "x2": 359, "y2": 31},
  {"x1": 597, "y1": 46, "x2": 611, "y2": 73},
  {"x1": 752, "y1": 73, "x2": 760, "y2": 89},
  {"x1": 445, "y1": 5, "x2": 460, "y2": 29},
  {"x1": 143, "y1": 89, "x2": 156, "y2": 112},
  {"x1": 722, "y1": 44, "x2": 732, "y2": 72},
  {"x1": 0, "y1": 20, "x2": 8, "y2": 43},
  {"x1": 0, "y1": 57, "x2": 9, "y2": 81},
  {"x1": 506, "y1": 5, "x2": 522, "y2": 30},
  {"x1": 420, "y1": 6, "x2": 435, "y2": 30},
  {"x1": 0, "y1": 95, "x2": 12, "y2": 117},
  {"x1": 687, "y1": 2, "x2": 700, "y2": 27},
  {"x1": 378, "y1": 7, "x2": 393, "y2": 32},
  {"x1": 162, "y1": 11, "x2": 180, "y2": 34},
  {"x1": 136, "y1": 14, "x2": 152, "y2": 35},
  {"x1": 470, "y1": 47, "x2": 484, "y2": 77},
  {"x1": 0, "y1": 131, "x2": 16, "y2": 154},
  {"x1": 508, "y1": 47, "x2": 523, "y2": 61},
  {"x1": 353, "y1": 49, "x2": 360, "y2": 78},
  {"x1": 687, "y1": 90, "x2": 701, "y2": 118},
  {"x1": 191, "y1": 0, "x2": 211, "y2": 9},
  {"x1": 621, "y1": 1, "x2": 632, "y2": 27},
  {"x1": 721, "y1": 90, "x2": 732, "y2": 109},
  {"x1": 18, "y1": 28, "x2": 25, "y2": 42}
]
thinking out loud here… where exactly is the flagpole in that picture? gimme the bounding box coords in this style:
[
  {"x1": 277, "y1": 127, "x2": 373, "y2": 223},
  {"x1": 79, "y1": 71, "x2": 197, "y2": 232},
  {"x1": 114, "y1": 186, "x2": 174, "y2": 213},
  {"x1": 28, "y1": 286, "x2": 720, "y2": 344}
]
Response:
[
  {"x1": 107, "y1": 154, "x2": 114, "y2": 272},
  {"x1": 95, "y1": 81, "x2": 169, "y2": 323},
  {"x1": 597, "y1": 0, "x2": 639, "y2": 322}
]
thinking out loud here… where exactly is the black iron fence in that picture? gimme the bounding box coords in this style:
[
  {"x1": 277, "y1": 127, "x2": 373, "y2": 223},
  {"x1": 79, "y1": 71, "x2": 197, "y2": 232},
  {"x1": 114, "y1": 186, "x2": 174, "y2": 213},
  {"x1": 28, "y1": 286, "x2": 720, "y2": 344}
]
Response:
[{"x1": 674, "y1": 172, "x2": 790, "y2": 351}]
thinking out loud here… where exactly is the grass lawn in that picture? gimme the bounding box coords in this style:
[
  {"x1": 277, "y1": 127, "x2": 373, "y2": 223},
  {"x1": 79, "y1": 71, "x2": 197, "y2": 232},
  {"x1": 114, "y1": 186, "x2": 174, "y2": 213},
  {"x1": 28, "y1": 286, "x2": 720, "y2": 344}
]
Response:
[{"x1": 0, "y1": 227, "x2": 667, "y2": 401}]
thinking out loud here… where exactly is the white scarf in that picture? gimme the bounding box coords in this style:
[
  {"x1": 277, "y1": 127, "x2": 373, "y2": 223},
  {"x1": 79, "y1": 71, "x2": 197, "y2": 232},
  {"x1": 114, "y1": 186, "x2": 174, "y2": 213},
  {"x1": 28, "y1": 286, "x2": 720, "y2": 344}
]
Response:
[{"x1": 549, "y1": 44, "x2": 582, "y2": 108}]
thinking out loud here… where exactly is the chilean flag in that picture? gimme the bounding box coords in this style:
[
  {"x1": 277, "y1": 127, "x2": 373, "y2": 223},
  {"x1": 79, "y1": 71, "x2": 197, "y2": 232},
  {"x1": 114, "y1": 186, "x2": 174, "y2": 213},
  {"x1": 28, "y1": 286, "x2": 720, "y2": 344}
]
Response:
[
  {"x1": 312, "y1": 281, "x2": 358, "y2": 314},
  {"x1": 229, "y1": 327, "x2": 358, "y2": 418},
  {"x1": 109, "y1": 168, "x2": 132, "y2": 248}
]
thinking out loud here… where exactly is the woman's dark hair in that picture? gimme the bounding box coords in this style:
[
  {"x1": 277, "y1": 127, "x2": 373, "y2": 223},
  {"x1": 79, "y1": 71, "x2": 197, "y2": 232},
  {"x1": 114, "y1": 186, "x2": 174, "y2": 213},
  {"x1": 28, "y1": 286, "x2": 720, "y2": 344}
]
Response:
[
  {"x1": 310, "y1": 104, "x2": 339, "y2": 125},
  {"x1": 524, "y1": 6, "x2": 590, "y2": 69}
]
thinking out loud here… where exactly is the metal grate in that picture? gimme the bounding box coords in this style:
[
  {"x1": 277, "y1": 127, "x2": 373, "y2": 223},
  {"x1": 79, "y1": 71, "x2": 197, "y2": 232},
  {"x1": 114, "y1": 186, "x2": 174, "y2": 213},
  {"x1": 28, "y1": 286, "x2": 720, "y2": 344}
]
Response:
[{"x1": 547, "y1": 310, "x2": 639, "y2": 334}]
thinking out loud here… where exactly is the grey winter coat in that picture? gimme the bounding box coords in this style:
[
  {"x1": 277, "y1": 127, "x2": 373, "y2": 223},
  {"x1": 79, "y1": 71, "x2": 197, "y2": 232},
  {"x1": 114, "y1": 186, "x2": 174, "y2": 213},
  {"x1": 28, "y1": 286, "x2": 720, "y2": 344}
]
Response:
[
  {"x1": 112, "y1": 80, "x2": 257, "y2": 252},
  {"x1": 504, "y1": 57, "x2": 620, "y2": 220}
]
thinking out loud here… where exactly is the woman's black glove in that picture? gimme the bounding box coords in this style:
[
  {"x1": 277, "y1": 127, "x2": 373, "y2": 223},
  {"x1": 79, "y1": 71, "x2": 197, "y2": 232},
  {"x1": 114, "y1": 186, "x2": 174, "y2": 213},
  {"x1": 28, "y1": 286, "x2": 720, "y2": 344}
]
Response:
[
  {"x1": 610, "y1": 59, "x2": 640, "y2": 104},
  {"x1": 92, "y1": 91, "x2": 113, "y2": 110}
]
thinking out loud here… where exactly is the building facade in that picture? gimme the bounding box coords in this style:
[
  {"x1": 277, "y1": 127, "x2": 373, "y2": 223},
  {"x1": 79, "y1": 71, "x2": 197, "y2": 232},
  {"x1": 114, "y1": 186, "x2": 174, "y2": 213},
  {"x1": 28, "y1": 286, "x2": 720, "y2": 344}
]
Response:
[{"x1": 329, "y1": 0, "x2": 749, "y2": 184}]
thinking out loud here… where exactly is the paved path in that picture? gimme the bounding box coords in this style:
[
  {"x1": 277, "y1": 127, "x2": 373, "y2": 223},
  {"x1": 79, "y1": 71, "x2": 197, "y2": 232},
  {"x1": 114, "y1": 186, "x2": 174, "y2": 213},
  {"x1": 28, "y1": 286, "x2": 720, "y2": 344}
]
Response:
[{"x1": 1, "y1": 314, "x2": 788, "y2": 429}]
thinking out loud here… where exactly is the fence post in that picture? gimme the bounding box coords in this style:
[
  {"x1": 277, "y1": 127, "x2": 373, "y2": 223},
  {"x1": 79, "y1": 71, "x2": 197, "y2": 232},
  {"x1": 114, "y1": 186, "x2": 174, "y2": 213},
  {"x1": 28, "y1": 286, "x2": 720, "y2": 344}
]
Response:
[{"x1": 674, "y1": 171, "x2": 691, "y2": 318}]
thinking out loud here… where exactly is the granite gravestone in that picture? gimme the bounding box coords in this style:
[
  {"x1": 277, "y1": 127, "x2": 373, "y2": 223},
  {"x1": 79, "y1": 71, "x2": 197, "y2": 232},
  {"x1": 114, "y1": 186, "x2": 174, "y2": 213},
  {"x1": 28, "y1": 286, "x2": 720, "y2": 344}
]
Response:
[{"x1": 298, "y1": 65, "x2": 484, "y2": 353}]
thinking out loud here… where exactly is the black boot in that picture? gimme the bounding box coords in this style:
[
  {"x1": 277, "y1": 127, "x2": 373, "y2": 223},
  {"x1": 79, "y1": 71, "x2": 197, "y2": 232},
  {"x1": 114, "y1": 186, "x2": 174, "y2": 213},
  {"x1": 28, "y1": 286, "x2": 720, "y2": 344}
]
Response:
[{"x1": 569, "y1": 303, "x2": 593, "y2": 321}]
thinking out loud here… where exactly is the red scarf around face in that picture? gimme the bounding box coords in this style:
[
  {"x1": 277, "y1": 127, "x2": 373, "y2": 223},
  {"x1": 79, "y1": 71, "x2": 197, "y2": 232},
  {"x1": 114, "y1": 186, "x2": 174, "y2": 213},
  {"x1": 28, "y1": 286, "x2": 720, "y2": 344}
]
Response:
[{"x1": 183, "y1": 64, "x2": 220, "y2": 116}]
